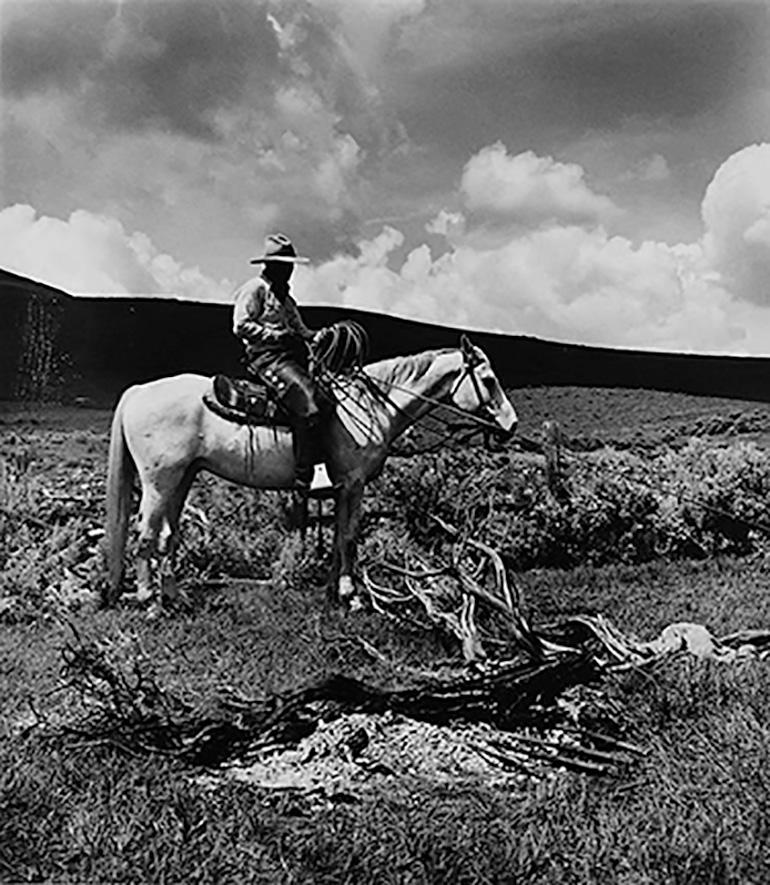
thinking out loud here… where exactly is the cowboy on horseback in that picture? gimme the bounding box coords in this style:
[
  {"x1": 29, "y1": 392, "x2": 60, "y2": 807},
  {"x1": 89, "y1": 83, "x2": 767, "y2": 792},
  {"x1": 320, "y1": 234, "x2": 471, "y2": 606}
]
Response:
[{"x1": 232, "y1": 233, "x2": 321, "y2": 493}]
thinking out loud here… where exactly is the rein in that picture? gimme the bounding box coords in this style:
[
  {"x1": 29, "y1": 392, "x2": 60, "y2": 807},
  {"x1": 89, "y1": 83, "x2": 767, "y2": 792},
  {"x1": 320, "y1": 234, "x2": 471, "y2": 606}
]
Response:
[
  {"x1": 366, "y1": 372, "x2": 501, "y2": 434},
  {"x1": 317, "y1": 348, "x2": 506, "y2": 451}
]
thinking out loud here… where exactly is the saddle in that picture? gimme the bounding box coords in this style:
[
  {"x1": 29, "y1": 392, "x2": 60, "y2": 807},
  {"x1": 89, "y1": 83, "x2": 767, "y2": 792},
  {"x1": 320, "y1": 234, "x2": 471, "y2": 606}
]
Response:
[
  {"x1": 203, "y1": 321, "x2": 370, "y2": 427},
  {"x1": 203, "y1": 375, "x2": 290, "y2": 426}
]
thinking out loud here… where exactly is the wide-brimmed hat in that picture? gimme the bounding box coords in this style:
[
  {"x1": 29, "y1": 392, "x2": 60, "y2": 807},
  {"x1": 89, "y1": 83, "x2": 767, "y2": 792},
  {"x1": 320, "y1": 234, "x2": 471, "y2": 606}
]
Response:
[{"x1": 250, "y1": 233, "x2": 309, "y2": 264}]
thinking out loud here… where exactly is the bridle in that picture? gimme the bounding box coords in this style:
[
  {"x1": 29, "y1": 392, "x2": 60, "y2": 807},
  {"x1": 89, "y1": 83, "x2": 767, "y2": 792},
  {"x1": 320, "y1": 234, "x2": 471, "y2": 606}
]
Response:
[
  {"x1": 322, "y1": 344, "x2": 511, "y2": 452},
  {"x1": 448, "y1": 345, "x2": 500, "y2": 428},
  {"x1": 312, "y1": 325, "x2": 503, "y2": 434}
]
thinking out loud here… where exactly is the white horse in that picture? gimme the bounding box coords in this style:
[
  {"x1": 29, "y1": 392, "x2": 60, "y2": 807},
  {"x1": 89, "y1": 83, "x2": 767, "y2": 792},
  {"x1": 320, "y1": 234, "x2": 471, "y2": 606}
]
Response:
[{"x1": 104, "y1": 335, "x2": 517, "y2": 608}]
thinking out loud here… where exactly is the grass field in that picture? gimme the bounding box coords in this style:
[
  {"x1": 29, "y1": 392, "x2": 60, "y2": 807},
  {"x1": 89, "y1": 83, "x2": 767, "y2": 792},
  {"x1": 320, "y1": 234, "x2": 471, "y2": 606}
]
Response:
[{"x1": 3, "y1": 388, "x2": 770, "y2": 883}]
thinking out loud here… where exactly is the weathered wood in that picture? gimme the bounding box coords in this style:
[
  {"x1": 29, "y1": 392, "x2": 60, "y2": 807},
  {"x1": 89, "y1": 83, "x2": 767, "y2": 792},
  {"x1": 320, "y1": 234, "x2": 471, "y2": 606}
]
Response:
[
  {"x1": 59, "y1": 629, "x2": 607, "y2": 770},
  {"x1": 542, "y1": 419, "x2": 570, "y2": 503}
]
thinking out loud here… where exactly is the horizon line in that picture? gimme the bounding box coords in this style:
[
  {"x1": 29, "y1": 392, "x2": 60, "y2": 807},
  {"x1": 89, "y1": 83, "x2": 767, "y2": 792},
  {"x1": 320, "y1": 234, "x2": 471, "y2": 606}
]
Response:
[{"x1": 1, "y1": 265, "x2": 768, "y2": 361}]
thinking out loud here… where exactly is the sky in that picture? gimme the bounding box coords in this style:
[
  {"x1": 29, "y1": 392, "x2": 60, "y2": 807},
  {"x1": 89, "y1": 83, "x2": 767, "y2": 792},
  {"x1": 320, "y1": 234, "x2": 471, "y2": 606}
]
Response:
[{"x1": 1, "y1": 0, "x2": 769, "y2": 354}]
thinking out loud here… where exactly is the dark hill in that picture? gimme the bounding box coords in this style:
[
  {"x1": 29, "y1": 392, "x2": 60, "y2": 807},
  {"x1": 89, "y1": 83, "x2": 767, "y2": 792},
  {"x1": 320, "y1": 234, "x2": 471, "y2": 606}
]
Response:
[{"x1": 2, "y1": 267, "x2": 770, "y2": 405}]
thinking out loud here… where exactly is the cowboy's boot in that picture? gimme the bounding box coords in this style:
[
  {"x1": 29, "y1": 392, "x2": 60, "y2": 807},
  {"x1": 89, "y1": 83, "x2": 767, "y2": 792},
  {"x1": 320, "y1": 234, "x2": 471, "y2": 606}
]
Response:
[{"x1": 292, "y1": 415, "x2": 319, "y2": 493}]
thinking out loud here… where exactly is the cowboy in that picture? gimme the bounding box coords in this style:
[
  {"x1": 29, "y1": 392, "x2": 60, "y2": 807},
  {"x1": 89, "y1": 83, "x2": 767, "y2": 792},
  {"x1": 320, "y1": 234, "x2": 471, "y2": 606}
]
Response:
[{"x1": 232, "y1": 233, "x2": 322, "y2": 492}]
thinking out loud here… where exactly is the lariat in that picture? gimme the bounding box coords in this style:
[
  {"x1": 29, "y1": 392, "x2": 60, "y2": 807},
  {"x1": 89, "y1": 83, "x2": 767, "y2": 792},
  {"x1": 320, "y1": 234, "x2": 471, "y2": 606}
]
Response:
[{"x1": 310, "y1": 323, "x2": 503, "y2": 454}]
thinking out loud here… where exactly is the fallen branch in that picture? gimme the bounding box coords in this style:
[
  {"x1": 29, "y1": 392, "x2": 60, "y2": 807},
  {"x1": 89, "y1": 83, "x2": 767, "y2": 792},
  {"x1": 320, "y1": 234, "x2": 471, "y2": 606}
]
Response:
[
  {"x1": 371, "y1": 517, "x2": 569, "y2": 661},
  {"x1": 466, "y1": 537, "x2": 519, "y2": 611},
  {"x1": 556, "y1": 724, "x2": 647, "y2": 757},
  {"x1": 403, "y1": 563, "x2": 485, "y2": 662},
  {"x1": 57, "y1": 628, "x2": 607, "y2": 770},
  {"x1": 500, "y1": 732, "x2": 632, "y2": 767}
]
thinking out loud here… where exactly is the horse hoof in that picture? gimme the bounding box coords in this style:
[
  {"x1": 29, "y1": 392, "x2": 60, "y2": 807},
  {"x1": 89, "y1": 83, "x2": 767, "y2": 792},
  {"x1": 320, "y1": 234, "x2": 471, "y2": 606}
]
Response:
[
  {"x1": 136, "y1": 586, "x2": 155, "y2": 605},
  {"x1": 145, "y1": 602, "x2": 163, "y2": 621},
  {"x1": 338, "y1": 575, "x2": 355, "y2": 602}
]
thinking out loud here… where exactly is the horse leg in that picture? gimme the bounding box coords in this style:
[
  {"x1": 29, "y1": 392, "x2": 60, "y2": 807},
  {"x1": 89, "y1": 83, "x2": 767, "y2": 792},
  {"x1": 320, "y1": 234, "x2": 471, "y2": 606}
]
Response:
[
  {"x1": 134, "y1": 467, "x2": 190, "y2": 608},
  {"x1": 334, "y1": 479, "x2": 364, "y2": 608},
  {"x1": 293, "y1": 491, "x2": 310, "y2": 549},
  {"x1": 159, "y1": 467, "x2": 196, "y2": 606},
  {"x1": 134, "y1": 488, "x2": 165, "y2": 605}
]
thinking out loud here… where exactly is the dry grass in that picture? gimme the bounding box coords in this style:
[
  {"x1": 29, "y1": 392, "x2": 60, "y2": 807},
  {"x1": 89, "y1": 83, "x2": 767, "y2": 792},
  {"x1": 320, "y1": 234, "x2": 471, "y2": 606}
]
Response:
[
  {"x1": 3, "y1": 393, "x2": 770, "y2": 883},
  {"x1": 3, "y1": 567, "x2": 770, "y2": 883}
]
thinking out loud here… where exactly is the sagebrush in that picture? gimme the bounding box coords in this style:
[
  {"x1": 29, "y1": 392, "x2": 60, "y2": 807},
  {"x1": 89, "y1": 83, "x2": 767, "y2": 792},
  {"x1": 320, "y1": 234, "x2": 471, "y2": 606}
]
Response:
[{"x1": 377, "y1": 440, "x2": 770, "y2": 570}]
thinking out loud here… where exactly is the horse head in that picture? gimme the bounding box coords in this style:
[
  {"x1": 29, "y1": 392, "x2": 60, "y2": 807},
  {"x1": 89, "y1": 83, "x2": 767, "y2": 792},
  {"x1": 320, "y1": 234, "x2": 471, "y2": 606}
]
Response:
[{"x1": 450, "y1": 334, "x2": 518, "y2": 442}]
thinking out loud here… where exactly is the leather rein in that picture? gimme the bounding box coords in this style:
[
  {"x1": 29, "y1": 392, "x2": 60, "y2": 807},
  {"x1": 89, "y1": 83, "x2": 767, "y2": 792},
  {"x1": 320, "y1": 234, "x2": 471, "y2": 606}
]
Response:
[{"x1": 319, "y1": 346, "x2": 508, "y2": 451}]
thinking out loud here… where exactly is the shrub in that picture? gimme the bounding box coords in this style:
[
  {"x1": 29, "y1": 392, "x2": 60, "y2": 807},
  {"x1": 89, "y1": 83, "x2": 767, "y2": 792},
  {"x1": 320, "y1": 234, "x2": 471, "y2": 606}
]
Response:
[
  {"x1": 174, "y1": 479, "x2": 293, "y2": 582},
  {"x1": 0, "y1": 455, "x2": 102, "y2": 620},
  {"x1": 376, "y1": 440, "x2": 770, "y2": 571}
]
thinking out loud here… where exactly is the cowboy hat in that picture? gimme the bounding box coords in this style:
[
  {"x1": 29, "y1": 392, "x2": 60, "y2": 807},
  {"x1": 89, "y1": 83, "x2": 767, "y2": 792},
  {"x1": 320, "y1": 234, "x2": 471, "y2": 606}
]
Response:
[{"x1": 250, "y1": 233, "x2": 310, "y2": 264}]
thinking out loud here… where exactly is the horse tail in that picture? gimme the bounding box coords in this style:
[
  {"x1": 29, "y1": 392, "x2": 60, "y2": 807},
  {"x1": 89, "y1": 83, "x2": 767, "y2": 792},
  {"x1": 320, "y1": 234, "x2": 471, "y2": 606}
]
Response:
[{"x1": 104, "y1": 392, "x2": 135, "y2": 606}]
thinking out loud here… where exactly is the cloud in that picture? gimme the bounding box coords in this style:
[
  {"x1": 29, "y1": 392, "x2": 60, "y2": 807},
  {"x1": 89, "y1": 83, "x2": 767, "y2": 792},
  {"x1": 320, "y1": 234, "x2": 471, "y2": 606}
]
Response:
[
  {"x1": 0, "y1": 204, "x2": 229, "y2": 301},
  {"x1": 701, "y1": 143, "x2": 770, "y2": 305},
  {"x1": 5, "y1": 141, "x2": 770, "y2": 355},
  {"x1": 0, "y1": 0, "x2": 400, "y2": 152},
  {"x1": 426, "y1": 209, "x2": 465, "y2": 240},
  {"x1": 460, "y1": 144, "x2": 617, "y2": 229},
  {"x1": 1, "y1": 1, "x2": 109, "y2": 96},
  {"x1": 639, "y1": 153, "x2": 671, "y2": 182},
  {"x1": 0, "y1": 0, "x2": 411, "y2": 265},
  {"x1": 2, "y1": 0, "x2": 768, "y2": 355},
  {"x1": 265, "y1": 1, "x2": 411, "y2": 162},
  {"x1": 293, "y1": 142, "x2": 770, "y2": 355},
  {"x1": 308, "y1": 0, "x2": 425, "y2": 76},
  {"x1": 298, "y1": 223, "x2": 740, "y2": 353},
  {"x1": 2, "y1": 0, "x2": 282, "y2": 140}
]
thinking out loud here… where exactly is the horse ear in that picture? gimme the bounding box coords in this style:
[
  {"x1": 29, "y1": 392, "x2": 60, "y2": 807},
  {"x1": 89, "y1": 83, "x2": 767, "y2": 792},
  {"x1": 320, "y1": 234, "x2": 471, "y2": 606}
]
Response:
[{"x1": 460, "y1": 334, "x2": 473, "y2": 355}]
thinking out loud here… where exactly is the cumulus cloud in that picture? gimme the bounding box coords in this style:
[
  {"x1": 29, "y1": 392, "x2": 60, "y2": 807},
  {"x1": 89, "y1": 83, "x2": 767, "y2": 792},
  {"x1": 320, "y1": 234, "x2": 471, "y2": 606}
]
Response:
[
  {"x1": 293, "y1": 142, "x2": 770, "y2": 354},
  {"x1": 701, "y1": 143, "x2": 770, "y2": 305},
  {"x1": 3, "y1": 0, "x2": 770, "y2": 364},
  {"x1": 298, "y1": 223, "x2": 740, "y2": 352},
  {"x1": 5, "y1": 140, "x2": 770, "y2": 354},
  {"x1": 426, "y1": 209, "x2": 465, "y2": 240},
  {"x1": 0, "y1": 205, "x2": 229, "y2": 301},
  {"x1": 460, "y1": 144, "x2": 617, "y2": 229}
]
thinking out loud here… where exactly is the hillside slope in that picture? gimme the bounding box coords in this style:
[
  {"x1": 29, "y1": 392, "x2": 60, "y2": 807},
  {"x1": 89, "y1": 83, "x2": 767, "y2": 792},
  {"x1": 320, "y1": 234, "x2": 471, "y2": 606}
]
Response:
[{"x1": 2, "y1": 267, "x2": 770, "y2": 404}]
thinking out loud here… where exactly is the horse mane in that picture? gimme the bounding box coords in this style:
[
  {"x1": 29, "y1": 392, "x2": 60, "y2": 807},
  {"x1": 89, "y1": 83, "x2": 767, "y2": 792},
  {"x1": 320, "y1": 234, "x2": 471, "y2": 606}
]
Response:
[{"x1": 365, "y1": 348, "x2": 458, "y2": 387}]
